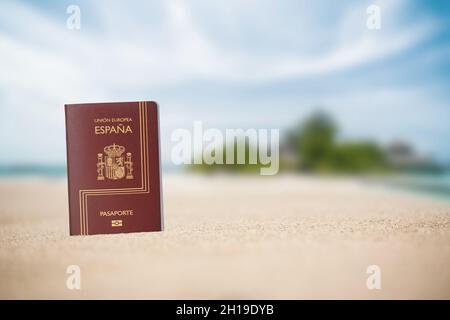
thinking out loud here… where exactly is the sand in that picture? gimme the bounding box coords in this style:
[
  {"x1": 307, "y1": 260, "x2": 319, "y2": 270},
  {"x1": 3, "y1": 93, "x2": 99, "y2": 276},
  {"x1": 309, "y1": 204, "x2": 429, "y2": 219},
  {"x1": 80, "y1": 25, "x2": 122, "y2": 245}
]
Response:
[{"x1": 0, "y1": 174, "x2": 450, "y2": 299}]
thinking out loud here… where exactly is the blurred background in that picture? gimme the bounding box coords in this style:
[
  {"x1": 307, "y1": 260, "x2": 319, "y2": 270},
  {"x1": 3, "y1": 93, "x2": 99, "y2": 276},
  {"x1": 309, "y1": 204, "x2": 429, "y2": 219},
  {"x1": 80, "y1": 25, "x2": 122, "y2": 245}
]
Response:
[
  {"x1": 2, "y1": 0, "x2": 450, "y2": 300},
  {"x1": 1, "y1": 0, "x2": 450, "y2": 196}
]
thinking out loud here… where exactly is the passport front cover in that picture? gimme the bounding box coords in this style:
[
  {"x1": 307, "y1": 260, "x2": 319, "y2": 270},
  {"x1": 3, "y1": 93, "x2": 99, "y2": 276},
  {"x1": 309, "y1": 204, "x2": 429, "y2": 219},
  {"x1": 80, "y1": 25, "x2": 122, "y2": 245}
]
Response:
[{"x1": 65, "y1": 101, "x2": 163, "y2": 235}]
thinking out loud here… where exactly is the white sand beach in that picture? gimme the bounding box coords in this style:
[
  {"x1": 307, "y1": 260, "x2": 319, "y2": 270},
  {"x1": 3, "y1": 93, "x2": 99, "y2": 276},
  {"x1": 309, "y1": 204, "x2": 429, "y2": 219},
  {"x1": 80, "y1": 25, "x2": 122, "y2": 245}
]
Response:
[{"x1": 1, "y1": 174, "x2": 449, "y2": 299}]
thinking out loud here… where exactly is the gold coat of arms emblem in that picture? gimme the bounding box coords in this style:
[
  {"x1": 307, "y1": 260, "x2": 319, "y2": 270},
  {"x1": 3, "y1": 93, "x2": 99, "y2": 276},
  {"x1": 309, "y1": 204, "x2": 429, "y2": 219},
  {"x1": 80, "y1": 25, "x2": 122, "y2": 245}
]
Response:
[{"x1": 96, "y1": 143, "x2": 134, "y2": 180}]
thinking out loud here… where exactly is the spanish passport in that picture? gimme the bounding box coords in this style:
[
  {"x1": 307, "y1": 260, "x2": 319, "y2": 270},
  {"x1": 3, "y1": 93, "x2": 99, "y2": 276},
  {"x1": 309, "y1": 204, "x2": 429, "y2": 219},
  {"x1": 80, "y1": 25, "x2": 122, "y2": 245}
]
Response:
[{"x1": 65, "y1": 101, "x2": 163, "y2": 235}]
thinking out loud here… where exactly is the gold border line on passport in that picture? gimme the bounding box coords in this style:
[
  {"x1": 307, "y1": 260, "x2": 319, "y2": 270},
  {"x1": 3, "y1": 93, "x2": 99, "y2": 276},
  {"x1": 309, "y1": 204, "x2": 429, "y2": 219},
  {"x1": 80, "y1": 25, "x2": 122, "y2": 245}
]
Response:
[
  {"x1": 78, "y1": 101, "x2": 150, "y2": 235},
  {"x1": 79, "y1": 102, "x2": 150, "y2": 235}
]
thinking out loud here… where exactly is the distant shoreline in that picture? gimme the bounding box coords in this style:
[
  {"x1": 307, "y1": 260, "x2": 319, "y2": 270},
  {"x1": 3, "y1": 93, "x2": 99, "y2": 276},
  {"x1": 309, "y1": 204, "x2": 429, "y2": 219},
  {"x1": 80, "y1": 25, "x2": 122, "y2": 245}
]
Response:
[
  {"x1": 0, "y1": 165, "x2": 66, "y2": 177},
  {"x1": 1, "y1": 165, "x2": 449, "y2": 200}
]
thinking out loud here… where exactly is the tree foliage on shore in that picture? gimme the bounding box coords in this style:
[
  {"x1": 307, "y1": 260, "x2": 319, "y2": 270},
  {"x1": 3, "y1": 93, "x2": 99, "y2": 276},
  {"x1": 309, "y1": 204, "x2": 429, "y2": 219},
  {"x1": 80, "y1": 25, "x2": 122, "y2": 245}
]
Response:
[
  {"x1": 288, "y1": 111, "x2": 389, "y2": 173},
  {"x1": 190, "y1": 110, "x2": 391, "y2": 174}
]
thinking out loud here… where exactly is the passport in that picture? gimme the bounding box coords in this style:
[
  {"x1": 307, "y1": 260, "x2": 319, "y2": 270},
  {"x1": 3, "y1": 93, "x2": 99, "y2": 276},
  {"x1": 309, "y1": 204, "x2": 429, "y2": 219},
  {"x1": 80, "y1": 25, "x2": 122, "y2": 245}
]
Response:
[{"x1": 64, "y1": 101, "x2": 163, "y2": 235}]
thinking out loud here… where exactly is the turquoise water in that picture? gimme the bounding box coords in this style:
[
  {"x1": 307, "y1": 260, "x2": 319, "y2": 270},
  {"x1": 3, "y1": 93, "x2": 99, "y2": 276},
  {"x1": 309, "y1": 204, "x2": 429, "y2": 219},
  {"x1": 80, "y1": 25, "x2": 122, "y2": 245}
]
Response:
[
  {"x1": 382, "y1": 173, "x2": 450, "y2": 199},
  {"x1": 0, "y1": 165, "x2": 67, "y2": 177}
]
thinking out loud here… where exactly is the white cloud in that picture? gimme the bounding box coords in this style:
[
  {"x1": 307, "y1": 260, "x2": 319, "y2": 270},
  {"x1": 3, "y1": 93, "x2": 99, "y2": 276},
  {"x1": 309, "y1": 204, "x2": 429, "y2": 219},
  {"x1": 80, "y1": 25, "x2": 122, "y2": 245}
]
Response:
[{"x1": 1, "y1": 0, "x2": 434, "y2": 89}]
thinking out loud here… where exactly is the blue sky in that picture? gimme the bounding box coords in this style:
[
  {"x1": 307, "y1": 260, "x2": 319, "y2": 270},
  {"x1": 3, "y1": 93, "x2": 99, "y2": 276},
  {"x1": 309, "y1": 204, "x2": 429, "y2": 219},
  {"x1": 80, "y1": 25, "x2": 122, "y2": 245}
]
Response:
[{"x1": 1, "y1": 0, "x2": 449, "y2": 166}]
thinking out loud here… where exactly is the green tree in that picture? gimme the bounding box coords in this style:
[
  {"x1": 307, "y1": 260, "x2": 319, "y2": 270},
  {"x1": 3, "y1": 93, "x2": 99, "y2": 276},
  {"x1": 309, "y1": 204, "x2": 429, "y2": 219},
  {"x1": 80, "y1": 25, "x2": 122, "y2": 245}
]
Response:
[
  {"x1": 295, "y1": 111, "x2": 337, "y2": 171},
  {"x1": 331, "y1": 142, "x2": 388, "y2": 173},
  {"x1": 290, "y1": 110, "x2": 389, "y2": 173}
]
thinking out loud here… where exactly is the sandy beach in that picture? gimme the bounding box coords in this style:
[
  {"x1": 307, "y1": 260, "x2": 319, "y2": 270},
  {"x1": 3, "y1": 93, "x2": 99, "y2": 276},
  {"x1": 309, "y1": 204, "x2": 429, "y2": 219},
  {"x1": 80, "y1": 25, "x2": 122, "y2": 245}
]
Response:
[{"x1": 1, "y1": 174, "x2": 450, "y2": 299}]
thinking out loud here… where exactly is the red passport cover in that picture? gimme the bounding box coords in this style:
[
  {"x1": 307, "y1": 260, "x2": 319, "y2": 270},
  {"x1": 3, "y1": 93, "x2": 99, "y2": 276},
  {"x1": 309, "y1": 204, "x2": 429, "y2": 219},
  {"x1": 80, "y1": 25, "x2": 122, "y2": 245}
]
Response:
[{"x1": 65, "y1": 101, "x2": 163, "y2": 235}]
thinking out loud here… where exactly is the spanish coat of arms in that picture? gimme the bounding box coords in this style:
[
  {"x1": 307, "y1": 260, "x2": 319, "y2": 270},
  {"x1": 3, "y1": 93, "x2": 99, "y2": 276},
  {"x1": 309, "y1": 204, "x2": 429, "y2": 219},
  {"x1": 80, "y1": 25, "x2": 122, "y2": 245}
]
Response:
[{"x1": 97, "y1": 143, "x2": 134, "y2": 180}]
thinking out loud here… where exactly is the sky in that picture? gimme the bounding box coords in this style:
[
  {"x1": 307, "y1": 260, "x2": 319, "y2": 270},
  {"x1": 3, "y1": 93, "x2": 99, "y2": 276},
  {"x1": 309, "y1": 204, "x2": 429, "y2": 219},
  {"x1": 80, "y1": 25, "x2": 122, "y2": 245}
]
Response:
[{"x1": 1, "y1": 0, "x2": 449, "y2": 167}]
